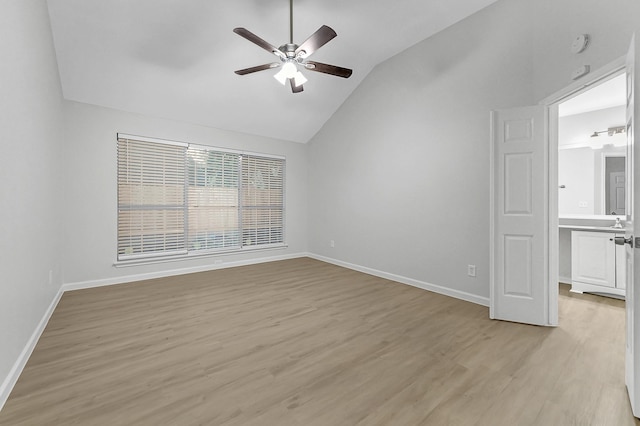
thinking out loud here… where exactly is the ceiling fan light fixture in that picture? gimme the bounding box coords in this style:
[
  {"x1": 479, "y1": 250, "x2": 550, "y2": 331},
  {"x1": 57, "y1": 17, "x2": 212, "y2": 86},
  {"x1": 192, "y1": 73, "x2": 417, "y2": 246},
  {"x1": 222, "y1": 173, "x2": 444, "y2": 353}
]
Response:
[
  {"x1": 274, "y1": 61, "x2": 298, "y2": 85},
  {"x1": 273, "y1": 70, "x2": 287, "y2": 85},
  {"x1": 293, "y1": 71, "x2": 307, "y2": 87}
]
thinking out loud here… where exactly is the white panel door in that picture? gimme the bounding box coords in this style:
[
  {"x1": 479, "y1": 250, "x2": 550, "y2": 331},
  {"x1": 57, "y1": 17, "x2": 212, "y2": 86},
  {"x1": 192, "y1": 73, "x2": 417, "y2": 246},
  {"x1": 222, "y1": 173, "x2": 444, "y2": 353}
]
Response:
[
  {"x1": 490, "y1": 106, "x2": 550, "y2": 326},
  {"x1": 625, "y1": 35, "x2": 639, "y2": 418}
]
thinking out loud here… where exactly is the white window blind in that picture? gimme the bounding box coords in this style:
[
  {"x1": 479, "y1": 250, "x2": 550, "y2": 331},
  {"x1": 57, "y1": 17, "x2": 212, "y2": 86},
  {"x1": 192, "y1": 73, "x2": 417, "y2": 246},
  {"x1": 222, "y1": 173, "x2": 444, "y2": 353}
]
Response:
[
  {"x1": 241, "y1": 156, "x2": 285, "y2": 247},
  {"x1": 187, "y1": 147, "x2": 241, "y2": 252},
  {"x1": 117, "y1": 135, "x2": 285, "y2": 261},
  {"x1": 117, "y1": 137, "x2": 187, "y2": 259}
]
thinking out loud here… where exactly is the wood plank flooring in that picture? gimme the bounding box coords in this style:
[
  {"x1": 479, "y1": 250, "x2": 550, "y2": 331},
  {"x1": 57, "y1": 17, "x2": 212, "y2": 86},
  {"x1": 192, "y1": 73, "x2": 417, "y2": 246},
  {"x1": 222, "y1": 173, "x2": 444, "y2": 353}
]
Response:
[{"x1": 1, "y1": 257, "x2": 638, "y2": 425}]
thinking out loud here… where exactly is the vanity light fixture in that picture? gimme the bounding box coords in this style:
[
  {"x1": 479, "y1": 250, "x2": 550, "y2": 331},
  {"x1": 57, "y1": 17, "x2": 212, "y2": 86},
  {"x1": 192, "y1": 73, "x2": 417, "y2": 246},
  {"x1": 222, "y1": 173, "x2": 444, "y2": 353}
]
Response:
[
  {"x1": 591, "y1": 126, "x2": 626, "y2": 137},
  {"x1": 607, "y1": 126, "x2": 626, "y2": 136}
]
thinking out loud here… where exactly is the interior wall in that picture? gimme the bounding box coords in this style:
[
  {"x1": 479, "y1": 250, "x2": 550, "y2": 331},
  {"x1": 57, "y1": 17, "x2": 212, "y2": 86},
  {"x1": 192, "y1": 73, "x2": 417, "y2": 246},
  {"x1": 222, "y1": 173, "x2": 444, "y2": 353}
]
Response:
[
  {"x1": 0, "y1": 0, "x2": 65, "y2": 393},
  {"x1": 307, "y1": 0, "x2": 534, "y2": 299},
  {"x1": 307, "y1": 0, "x2": 640, "y2": 301},
  {"x1": 61, "y1": 101, "x2": 308, "y2": 286},
  {"x1": 559, "y1": 228, "x2": 572, "y2": 283}
]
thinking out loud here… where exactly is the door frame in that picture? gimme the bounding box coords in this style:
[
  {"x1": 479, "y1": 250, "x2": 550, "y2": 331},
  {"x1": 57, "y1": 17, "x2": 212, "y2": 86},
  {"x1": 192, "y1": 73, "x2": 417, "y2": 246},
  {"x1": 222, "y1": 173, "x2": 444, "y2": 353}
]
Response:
[{"x1": 540, "y1": 56, "x2": 627, "y2": 327}]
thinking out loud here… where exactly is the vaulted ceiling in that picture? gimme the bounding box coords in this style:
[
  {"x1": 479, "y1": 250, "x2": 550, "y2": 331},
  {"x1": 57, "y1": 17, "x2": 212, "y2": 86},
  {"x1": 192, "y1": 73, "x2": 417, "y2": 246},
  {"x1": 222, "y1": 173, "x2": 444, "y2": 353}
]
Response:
[{"x1": 46, "y1": 0, "x2": 498, "y2": 143}]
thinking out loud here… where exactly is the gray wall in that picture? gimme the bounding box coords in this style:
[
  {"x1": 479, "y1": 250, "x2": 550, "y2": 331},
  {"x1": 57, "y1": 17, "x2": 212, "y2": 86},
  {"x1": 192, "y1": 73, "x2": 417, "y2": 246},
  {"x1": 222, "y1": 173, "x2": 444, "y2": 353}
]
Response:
[
  {"x1": 559, "y1": 229, "x2": 572, "y2": 283},
  {"x1": 61, "y1": 101, "x2": 308, "y2": 286},
  {"x1": 0, "y1": 0, "x2": 65, "y2": 391},
  {"x1": 307, "y1": 0, "x2": 640, "y2": 300},
  {"x1": 307, "y1": 0, "x2": 534, "y2": 300}
]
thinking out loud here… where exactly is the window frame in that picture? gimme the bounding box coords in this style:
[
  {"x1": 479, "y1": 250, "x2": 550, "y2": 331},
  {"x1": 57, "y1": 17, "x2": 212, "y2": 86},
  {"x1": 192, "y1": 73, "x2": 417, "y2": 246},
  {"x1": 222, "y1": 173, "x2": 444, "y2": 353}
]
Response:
[{"x1": 116, "y1": 134, "x2": 286, "y2": 265}]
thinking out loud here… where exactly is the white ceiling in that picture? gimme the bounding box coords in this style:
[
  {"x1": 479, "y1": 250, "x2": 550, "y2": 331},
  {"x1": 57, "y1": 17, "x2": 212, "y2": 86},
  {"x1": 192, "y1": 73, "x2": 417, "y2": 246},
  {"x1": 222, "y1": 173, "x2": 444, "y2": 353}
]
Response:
[
  {"x1": 558, "y1": 74, "x2": 627, "y2": 149},
  {"x1": 559, "y1": 74, "x2": 627, "y2": 117},
  {"x1": 46, "y1": 0, "x2": 498, "y2": 143}
]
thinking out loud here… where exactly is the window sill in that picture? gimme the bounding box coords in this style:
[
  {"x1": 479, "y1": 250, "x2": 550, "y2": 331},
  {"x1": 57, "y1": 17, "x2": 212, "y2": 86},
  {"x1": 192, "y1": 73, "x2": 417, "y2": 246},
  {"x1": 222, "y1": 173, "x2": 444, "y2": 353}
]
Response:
[{"x1": 113, "y1": 243, "x2": 288, "y2": 268}]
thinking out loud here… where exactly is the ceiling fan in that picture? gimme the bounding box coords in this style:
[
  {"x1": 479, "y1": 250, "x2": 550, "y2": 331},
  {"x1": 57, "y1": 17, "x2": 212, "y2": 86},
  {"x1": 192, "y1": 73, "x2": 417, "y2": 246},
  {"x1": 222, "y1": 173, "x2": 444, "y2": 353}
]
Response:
[{"x1": 233, "y1": 0, "x2": 352, "y2": 93}]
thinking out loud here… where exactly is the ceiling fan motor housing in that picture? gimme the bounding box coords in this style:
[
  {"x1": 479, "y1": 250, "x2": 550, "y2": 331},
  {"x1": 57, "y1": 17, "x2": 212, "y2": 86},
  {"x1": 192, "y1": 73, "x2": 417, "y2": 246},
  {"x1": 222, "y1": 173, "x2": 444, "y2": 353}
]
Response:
[{"x1": 280, "y1": 43, "x2": 302, "y2": 60}]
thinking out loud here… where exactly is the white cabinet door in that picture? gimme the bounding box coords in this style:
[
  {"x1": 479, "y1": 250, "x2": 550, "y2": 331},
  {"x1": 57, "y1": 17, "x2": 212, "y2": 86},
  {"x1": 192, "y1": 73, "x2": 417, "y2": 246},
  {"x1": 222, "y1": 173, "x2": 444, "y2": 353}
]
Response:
[{"x1": 571, "y1": 231, "x2": 616, "y2": 288}]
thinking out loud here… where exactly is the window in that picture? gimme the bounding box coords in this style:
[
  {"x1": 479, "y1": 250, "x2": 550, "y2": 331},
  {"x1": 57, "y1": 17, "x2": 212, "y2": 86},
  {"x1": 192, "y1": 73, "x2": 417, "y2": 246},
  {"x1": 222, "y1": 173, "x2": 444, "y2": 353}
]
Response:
[{"x1": 117, "y1": 134, "x2": 285, "y2": 261}]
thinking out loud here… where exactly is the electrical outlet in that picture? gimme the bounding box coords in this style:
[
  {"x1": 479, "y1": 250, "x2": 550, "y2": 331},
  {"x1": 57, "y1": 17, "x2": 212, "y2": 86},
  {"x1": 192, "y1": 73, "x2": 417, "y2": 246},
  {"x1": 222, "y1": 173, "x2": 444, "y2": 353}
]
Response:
[
  {"x1": 467, "y1": 265, "x2": 476, "y2": 277},
  {"x1": 330, "y1": 240, "x2": 335, "y2": 248}
]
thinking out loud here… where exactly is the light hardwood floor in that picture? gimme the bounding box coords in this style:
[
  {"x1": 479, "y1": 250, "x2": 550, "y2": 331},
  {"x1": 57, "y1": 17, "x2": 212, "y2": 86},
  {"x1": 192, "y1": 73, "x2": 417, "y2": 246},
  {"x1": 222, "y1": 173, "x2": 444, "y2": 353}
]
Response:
[{"x1": 1, "y1": 257, "x2": 638, "y2": 425}]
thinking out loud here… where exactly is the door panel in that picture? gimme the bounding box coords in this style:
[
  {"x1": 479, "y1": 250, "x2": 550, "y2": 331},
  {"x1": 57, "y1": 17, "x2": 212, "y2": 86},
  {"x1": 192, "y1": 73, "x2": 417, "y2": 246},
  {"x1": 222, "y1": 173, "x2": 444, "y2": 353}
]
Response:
[
  {"x1": 626, "y1": 34, "x2": 638, "y2": 418},
  {"x1": 505, "y1": 153, "x2": 533, "y2": 214},
  {"x1": 504, "y1": 235, "x2": 533, "y2": 296},
  {"x1": 491, "y1": 106, "x2": 550, "y2": 326}
]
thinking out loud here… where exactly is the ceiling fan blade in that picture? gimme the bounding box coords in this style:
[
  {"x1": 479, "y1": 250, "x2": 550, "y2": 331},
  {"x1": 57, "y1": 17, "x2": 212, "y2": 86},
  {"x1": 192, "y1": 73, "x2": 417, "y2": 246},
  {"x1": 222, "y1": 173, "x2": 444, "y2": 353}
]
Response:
[
  {"x1": 295, "y1": 25, "x2": 337, "y2": 58},
  {"x1": 234, "y1": 63, "x2": 280, "y2": 76},
  {"x1": 233, "y1": 28, "x2": 284, "y2": 59},
  {"x1": 290, "y1": 79, "x2": 304, "y2": 93},
  {"x1": 305, "y1": 61, "x2": 353, "y2": 78}
]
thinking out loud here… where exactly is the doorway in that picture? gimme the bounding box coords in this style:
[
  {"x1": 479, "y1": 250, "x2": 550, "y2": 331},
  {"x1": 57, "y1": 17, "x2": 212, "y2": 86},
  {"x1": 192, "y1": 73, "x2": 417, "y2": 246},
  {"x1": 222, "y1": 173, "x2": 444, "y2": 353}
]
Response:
[
  {"x1": 490, "y1": 56, "x2": 629, "y2": 326},
  {"x1": 556, "y1": 71, "x2": 627, "y2": 298}
]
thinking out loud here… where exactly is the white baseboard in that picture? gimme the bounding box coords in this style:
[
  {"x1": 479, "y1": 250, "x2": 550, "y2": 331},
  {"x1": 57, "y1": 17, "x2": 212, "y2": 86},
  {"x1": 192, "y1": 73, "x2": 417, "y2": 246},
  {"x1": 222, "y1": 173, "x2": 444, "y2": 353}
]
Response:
[
  {"x1": 0, "y1": 287, "x2": 64, "y2": 412},
  {"x1": 559, "y1": 275, "x2": 572, "y2": 285},
  {"x1": 62, "y1": 252, "x2": 308, "y2": 292},
  {"x1": 307, "y1": 253, "x2": 490, "y2": 307}
]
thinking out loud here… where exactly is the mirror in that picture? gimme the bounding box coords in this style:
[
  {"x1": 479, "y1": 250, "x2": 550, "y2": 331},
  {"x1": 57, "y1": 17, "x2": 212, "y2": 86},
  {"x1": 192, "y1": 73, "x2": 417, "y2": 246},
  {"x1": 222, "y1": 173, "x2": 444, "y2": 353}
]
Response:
[
  {"x1": 558, "y1": 74, "x2": 627, "y2": 218},
  {"x1": 559, "y1": 145, "x2": 625, "y2": 216}
]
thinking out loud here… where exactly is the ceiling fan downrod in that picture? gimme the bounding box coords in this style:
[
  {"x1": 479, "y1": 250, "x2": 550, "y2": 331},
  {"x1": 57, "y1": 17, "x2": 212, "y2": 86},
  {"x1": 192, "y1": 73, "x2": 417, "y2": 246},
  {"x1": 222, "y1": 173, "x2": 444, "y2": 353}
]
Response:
[{"x1": 289, "y1": 0, "x2": 294, "y2": 44}]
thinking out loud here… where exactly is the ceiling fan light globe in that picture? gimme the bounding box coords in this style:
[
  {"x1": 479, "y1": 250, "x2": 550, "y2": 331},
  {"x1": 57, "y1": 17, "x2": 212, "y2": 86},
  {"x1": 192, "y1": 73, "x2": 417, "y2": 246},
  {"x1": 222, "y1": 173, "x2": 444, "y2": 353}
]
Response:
[
  {"x1": 274, "y1": 61, "x2": 298, "y2": 86},
  {"x1": 274, "y1": 69, "x2": 288, "y2": 85},
  {"x1": 282, "y1": 61, "x2": 297, "y2": 78},
  {"x1": 293, "y1": 71, "x2": 307, "y2": 87}
]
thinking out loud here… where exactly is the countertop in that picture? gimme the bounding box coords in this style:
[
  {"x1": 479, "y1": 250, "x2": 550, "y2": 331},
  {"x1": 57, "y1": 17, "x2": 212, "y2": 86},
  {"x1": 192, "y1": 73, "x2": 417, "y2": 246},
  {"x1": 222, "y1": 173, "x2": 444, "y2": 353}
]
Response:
[{"x1": 559, "y1": 225, "x2": 626, "y2": 233}]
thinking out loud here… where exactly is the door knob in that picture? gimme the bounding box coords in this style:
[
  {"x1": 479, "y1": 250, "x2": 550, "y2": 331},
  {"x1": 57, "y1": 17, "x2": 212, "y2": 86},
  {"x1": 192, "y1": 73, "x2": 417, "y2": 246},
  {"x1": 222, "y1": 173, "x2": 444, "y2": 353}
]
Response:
[{"x1": 615, "y1": 235, "x2": 634, "y2": 247}]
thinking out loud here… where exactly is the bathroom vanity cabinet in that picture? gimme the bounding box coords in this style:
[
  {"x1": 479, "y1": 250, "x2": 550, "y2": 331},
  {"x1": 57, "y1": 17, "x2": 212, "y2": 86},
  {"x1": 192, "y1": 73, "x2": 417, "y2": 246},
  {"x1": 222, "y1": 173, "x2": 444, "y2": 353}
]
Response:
[{"x1": 571, "y1": 230, "x2": 626, "y2": 298}]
